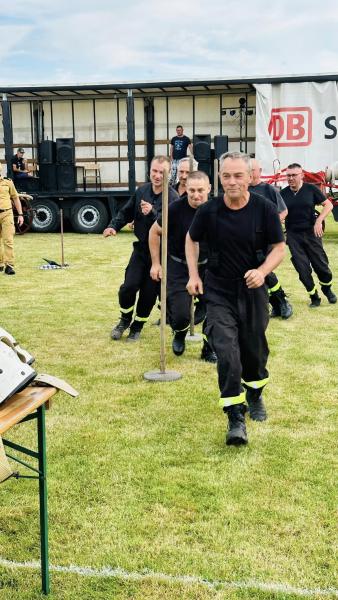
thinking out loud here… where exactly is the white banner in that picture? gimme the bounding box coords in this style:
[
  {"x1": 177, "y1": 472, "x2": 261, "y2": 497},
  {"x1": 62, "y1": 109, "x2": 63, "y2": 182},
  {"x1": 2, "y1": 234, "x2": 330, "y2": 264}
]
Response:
[{"x1": 255, "y1": 82, "x2": 338, "y2": 175}]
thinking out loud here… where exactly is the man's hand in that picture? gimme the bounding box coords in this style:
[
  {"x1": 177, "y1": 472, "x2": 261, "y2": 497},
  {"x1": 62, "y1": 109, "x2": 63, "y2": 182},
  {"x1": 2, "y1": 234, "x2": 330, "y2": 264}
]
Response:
[
  {"x1": 17, "y1": 215, "x2": 24, "y2": 227},
  {"x1": 140, "y1": 200, "x2": 153, "y2": 215},
  {"x1": 103, "y1": 227, "x2": 117, "y2": 237},
  {"x1": 186, "y1": 276, "x2": 203, "y2": 295},
  {"x1": 314, "y1": 219, "x2": 324, "y2": 238},
  {"x1": 244, "y1": 268, "x2": 265, "y2": 289},
  {"x1": 150, "y1": 264, "x2": 162, "y2": 281}
]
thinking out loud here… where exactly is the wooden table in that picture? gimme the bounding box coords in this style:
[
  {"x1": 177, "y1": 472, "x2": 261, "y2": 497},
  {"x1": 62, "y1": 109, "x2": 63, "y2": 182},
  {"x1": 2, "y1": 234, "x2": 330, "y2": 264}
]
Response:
[{"x1": 0, "y1": 386, "x2": 58, "y2": 595}]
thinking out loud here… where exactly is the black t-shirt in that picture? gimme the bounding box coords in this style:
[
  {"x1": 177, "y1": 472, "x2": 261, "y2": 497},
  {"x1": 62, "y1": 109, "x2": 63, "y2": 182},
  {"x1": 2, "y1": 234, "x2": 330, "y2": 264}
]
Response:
[
  {"x1": 11, "y1": 155, "x2": 25, "y2": 172},
  {"x1": 249, "y1": 182, "x2": 287, "y2": 214},
  {"x1": 170, "y1": 135, "x2": 191, "y2": 160},
  {"x1": 158, "y1": 197, "x2": 208, "y2": 261},
  {"x1": 175, "y1": 182, "x2": 187, "y2": 199},
  {"x1": 189, "y1": 193, "x2": 284, "y2": 279},
  {"x1": 281, "y1": 183, "x2": 325, "y2": 232},
  {"x1": 109, "y1": 182, "x2": 179, "y2": 244}
]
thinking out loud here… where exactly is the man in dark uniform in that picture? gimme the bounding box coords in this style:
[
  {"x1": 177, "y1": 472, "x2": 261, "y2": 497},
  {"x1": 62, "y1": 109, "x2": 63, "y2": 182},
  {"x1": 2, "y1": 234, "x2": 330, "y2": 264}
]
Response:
[
  {"x1": 281, "y1": 163, "x2": 336, "y2": 307},
  {"x1": 149, "y1": 170, "x2": 216, "y2": 362},
  {"x1": 186, "y1": 152, "x2": 285, "y2": 446},
  {"x1": 249, "y1": 158, "x2": 292, "y2": 319},
  {"x1": 103, "y1": 156, "x2": 179, "y2": 341},
  {"x1": 0, "y1": 163, "x2": 24, "y2": 275},
  {"x1": 174, "y1": 157, "x2": 196, "y2": 199},
  {"x1": 170, "y1": 125, "x2": 193, "y2": 184}
]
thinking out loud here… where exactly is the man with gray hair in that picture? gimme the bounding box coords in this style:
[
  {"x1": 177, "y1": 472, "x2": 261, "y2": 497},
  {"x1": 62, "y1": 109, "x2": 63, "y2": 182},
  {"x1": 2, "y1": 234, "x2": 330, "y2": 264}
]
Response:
[
  {"x1": 174, "y1": 157, "x2": 198, "y2": 199},
  {"x1": 249, "y1": 158, "x2": 292, "y2": 319},
  {"x1": 186, "y1": 152, "x2": 285, "y2": 446},
  {"x1": 103, "y1": 156, "x2": 179, "y2": 341}
]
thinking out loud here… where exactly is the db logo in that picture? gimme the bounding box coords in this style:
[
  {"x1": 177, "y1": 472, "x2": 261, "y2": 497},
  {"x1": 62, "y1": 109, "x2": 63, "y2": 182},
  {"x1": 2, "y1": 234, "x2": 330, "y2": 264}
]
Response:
[{"x1": 268, "y1": 107, "x2": 312, "y2": 147}]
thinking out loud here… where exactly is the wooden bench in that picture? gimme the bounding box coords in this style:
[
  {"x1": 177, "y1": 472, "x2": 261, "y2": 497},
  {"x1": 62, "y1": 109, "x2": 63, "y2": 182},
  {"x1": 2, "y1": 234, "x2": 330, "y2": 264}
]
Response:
[{"x1": 0, "y1": 386, "x2": 58, "y2": 595}]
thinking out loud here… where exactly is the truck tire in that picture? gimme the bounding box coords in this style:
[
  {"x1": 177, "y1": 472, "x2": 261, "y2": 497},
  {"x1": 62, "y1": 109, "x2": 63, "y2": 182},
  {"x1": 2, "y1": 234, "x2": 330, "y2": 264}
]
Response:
[
  {"x1": 70, "y1": 198, "x2": 109, "y2": 233},
  {"x1": 31, "y1": 198, "x2": 60, "y2": 233}
]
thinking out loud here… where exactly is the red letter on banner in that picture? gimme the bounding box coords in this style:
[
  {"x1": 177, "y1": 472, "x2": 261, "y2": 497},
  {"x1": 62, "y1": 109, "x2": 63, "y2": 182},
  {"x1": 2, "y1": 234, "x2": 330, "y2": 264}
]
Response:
[
  {"x1": 268, "y1": 115, "x2": 284, "y2": 141},
  {"x1": 287, "y1": 114, "x2": 305, "y2": 140}
]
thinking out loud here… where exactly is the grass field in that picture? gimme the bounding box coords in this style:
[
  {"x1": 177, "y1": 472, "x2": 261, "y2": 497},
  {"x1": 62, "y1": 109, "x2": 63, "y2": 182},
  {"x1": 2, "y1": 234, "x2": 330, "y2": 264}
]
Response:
[{"x1": 0, "y1": 219, "x2": 337, "y2": 599}]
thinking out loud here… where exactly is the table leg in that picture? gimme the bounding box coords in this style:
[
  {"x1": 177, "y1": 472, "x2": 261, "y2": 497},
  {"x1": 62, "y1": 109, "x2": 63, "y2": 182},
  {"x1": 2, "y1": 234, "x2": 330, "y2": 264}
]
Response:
[{"x1": 37, "y1": 405, "x2": 50, "y2": 595}]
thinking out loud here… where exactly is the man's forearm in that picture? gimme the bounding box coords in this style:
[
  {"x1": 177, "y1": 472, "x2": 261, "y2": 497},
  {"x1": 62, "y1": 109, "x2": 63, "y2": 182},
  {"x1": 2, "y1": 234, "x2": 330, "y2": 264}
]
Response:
[
  {"x1": 149, "y1": 225, "x2": 162, "y2": 265},
  {"x1": 185, "y1": 233, "x2": 200, "y2": 278},
  {"x1": 317, "y1": 200, "x2": 333, "y2": 222},
  {"x1": 13, "y1": 197, "x2": 22, "y2": 214},
  {"x1": 258, "y1": 242, "x2": 285, "y2": 277}
]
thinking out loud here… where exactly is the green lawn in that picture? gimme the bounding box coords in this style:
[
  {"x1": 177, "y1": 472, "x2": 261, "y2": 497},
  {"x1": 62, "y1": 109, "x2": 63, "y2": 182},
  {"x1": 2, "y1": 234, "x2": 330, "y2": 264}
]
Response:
[{"x1": 0, "y1": 219, "x2": 337, "y2": 599}]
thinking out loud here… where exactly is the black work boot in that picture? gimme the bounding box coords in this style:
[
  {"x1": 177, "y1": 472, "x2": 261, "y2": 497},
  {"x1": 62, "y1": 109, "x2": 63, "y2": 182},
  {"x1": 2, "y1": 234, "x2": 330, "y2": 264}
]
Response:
[
  {"x1": 321, "y1": 285, "x2": 337, "y2": 304},
  {"x1": 200, "y1": 341, "x2": 217, "y2": 363},
  {"x1": 246, "y1": 388, "x2": 267, "y2": 421},
  {"x1": 4, "y1": 265, "x2": 15, "y2": 275},
  {"x1": 270, "y1": 288, "x2": 293, "y2": 319},
  {"x1": 223, "y1": 403, "x2": 248, "y2": 446},
  {"x1": 269, "y1": 291, "x2": 281, "y2": 317},
  {"x1": 224, "y1": 403, "x2": 248, "y2": 446},
  {"x1": 309, "y1": 291, "x2": 321, "y2": 307},
  {"x1": 172, "y1": 330, "x2": 186, "y2": 356},
  {"x1": 126, "y1": 321, "x2": 144, "y2": 342},
  {"x1": 278, "y1": 290, "x2": 293, "y2": 319},
  {"x1": 111, "y1": 316, "x2": 131, "y2": 340}
]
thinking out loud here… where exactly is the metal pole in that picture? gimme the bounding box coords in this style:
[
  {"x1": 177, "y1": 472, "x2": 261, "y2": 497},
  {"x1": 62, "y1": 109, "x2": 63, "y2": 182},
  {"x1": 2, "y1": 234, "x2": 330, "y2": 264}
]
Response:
[
  {"x1": 160, "y1": 170, "x2": 169, "y2": 373},
  {"x1": 60, "y1": 208, "x2": 65, "y2": 267},
  {"x1": 2, "y1": 94, "x2": 14, "y2": 178},
  {"x1": 213, "y1": 158, "x2": 218, "y2": 196},
  {"x1": 189, "y1": 297, "x2": 195, "y2": 336},
  {"x1": 37, "y1": 405, "x2": 50, "y2": 595},
  {"x1": 126, "y1": 89, "x2": 136, "y2": 195}
]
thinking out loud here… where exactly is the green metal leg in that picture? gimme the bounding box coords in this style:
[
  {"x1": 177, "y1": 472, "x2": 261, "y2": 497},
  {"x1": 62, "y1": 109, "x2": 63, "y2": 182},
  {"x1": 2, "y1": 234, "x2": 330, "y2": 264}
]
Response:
[{"x1": 37, "y1": 405, "x2": 50, "y2": 595}]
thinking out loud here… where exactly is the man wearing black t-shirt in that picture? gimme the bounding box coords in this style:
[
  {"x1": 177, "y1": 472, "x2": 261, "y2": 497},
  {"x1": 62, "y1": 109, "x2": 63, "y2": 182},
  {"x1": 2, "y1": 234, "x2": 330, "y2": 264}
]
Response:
[
  {"x1": 174, "y1": 157, "x2": 197, "y2": 199},
  {"x1": 149, "y1": 171, "x2": 216, "y2": 362},
  {"x1": 11, "y1": 148, "x2": 31, "y2": 179},
  {"x1": 170, "y1": 125, "x2": 192, "y2": 184},
  {"x1": 103, "y1": 156, "x2": 179, "y2": 341},
  {"x1": 281, "y1": 163, "x2": 336, "y2": 307},
  {"x1": 249, "y1": 158, "x2": 292, "y2": 319},
  {"x1": 186, "y1": 152, "x2": 285, "y2": 446}
]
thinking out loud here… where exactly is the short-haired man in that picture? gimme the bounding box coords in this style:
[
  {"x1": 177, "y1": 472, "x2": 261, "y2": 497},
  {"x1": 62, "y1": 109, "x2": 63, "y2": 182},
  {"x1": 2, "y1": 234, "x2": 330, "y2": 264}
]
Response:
[
  {"x1": 149, "y1": 171, "x2": 216, "y2": 362},
  {"x1": 0, "y1": 164, "x2": 24, "y2": 275},
  {"x1": 103, "y1": 156, "x2": 179, "y2": 341},
  {"x1": 249, "y1": 158, "x2": 292, "y2": 319},
  {"x1": 170, "y1": 125, "x2": 193, "y2": 184},
  {"x1": 11, "y1": 148, "x2": 31, "y2": 179},
  {"x1": 281, "y1": 163, "x2": 336, "y2": 306},
  {"x1": 174, "y1": 157, "x2": 197, "y2": 199},
  {"x1": 186, "y1": 152, "x2": 285, "y2": 446}
]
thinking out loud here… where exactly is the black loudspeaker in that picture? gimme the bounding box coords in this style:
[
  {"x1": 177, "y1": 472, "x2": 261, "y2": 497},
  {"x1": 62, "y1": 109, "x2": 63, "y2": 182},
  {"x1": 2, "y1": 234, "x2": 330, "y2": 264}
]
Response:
[
  {"x1": 214, "y1": 135, "x2": 229, "y2": 159},
  {"x1": 39, "y1": 164, "x2": 57, "y2": 191},
  {"x1": 56, "y1": 138, "x2": 75, "y2": 164},
  {"x1": 193, "y1": 134, "x2": 211, "y2": 161},
  {"x1": 57, "y1": 165, "x2": 76, "y2": 191},
  {"x1": 197, "y1": 161, "x2": 211, "y2": 178},
  {"x1": 38, "y1": 140, "x2": 56, "y2": 164}
]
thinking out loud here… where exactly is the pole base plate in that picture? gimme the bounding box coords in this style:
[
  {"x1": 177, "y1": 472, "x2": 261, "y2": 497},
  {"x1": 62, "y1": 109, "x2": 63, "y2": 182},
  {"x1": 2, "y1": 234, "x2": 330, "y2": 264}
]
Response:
[
  {"x1": 186, "y1": 333, "x2": 203, "y2": 343},
  {"x1": 144, "y1": 370, "x2": 182, "y2": 382}
]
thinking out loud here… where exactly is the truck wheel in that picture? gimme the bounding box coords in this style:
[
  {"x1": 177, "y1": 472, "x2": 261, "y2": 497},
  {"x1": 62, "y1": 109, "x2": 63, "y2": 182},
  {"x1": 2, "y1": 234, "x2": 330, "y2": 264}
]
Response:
[
  {"x1": 70, "y1": 199, "x2": 108, "y2": 233},
  {"x1": 31, "y1": 199, "x2": 60, "y2": 232}
]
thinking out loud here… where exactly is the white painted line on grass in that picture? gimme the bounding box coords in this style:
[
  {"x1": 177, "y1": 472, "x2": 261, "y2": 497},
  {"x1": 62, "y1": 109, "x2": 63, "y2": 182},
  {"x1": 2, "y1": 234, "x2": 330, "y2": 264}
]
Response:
[{"x1": 0, "y1": 558, "x2": 337, "y2": 597}]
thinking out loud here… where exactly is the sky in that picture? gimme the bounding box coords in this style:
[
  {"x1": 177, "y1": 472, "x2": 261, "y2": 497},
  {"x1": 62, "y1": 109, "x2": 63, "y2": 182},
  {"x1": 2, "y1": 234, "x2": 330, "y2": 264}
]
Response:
[{"x1": 1, "y1": 0, "x2": 338, "y2": 87}]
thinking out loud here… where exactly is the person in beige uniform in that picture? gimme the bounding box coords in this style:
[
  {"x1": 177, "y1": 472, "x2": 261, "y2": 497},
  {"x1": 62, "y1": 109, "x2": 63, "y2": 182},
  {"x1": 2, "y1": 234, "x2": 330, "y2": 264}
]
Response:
[{"x1": 0, "y1": 166, "x2": 24, "y2": 275}]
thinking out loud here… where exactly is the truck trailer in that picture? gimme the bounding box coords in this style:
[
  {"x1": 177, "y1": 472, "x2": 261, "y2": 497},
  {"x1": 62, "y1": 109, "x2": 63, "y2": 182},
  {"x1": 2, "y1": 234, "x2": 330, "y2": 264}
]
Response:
[{"x1": 1, "y1": 73, "x2": 338, "y2": 232}]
